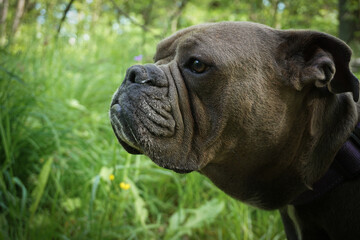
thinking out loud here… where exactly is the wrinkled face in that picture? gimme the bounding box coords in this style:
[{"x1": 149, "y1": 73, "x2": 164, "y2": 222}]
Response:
[
  {"x1": 110, "y1": 22, "x2": 358, "y2": 209},
  {"x1": 110, "y1": 22, "x2": 318, "y2": 209},
  {"x1": 110, "y1": 22, "x2": 288, "y2": 173}
]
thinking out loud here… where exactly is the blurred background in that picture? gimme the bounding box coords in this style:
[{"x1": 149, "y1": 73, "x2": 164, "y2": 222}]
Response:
[{"x1": 0, "y1": 0, "x2": 359, "y2": 239}]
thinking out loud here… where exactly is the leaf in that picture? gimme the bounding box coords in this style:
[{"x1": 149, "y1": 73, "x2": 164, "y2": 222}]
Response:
[
  {"x1": 168, "y1": 209, "x2": 186, "y2": 230},
  {"x1": 166, "y1": 209, "x2": 191, "y2": 239},
  {"x1": 67, "y1": 99, "x2": 87, "y2": 111},
  {"x1": 61, "y1": 197, "x2": 82, "y2": 212},
  {"x1": 165, "y1": 199, "x2": 225, "y2": 239},
  {"x1": 184, "y1": 199, "x2": 225, "y2": 228},
  {"x1": 98, "y1": 166, "x2": 113, "y2": 183},
  {"x1": 127, "y1": 178, "x2": 148, "y2": 226},
  {"x1": 29, "y1": 157, "x2": 53, "y2": 217}
]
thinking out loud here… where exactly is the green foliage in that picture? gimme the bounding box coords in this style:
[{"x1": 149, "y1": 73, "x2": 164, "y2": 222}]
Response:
[{"x1": 2, "y1": 0, "x2": 358, "y2": 46}]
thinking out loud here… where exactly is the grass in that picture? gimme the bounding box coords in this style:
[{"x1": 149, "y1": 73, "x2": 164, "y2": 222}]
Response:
[{"x1": 0, "y1": 27, "x2": 286, "y2": 239}]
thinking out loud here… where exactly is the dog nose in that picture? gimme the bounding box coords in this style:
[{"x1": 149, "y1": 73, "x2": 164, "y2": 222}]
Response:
[
  {"x1": 127, "y1": 65, "x2": 154, "y2": 84},
  {"x1": 125, "y1": 65, "x2": 168, "y2": 87}
]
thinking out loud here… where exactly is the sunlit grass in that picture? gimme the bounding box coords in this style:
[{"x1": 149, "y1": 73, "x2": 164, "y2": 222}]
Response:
[{"x1": 0, "y1": 28, "x2": 285, "y2": 239}]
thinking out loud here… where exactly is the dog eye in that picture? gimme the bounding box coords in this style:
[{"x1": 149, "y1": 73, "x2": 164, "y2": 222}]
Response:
[{"x1": 189, "y1": 59, "x2": 208, "y2": 73}]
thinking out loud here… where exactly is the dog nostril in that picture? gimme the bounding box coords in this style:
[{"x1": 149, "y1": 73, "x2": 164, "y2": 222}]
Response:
[{"x1": 128, "y1": 69, "x2": 137, "y2": 83}]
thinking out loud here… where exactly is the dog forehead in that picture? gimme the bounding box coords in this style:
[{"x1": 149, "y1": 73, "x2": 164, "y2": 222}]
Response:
[
  {"x1": 154, "y1": 22, "x2": 275, "y2": 63},
  {"x1": 153, "y1": 24, "x2": 210, "y2": 62}
]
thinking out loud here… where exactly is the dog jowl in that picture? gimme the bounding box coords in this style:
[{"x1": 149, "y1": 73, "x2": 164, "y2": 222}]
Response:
[{"x1": 110, "y1": 22, "x2": 360, "y2": 239}]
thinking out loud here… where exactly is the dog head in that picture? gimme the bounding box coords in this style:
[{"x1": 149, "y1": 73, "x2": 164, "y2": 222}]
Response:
[{"x1": 110, "y1": 22, "x2": 359, "y2": 209}]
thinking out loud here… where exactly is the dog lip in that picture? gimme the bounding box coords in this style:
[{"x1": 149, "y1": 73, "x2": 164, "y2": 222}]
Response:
[
  {"x1": 162, "y1": 165, "x2": 194, "y2": 174},
  {"x1": 111, "y1": 103, "x2": 121, "y2": 114},
  {"x1": 110, "y1": 105, "x2": 142, "y2": 154}
]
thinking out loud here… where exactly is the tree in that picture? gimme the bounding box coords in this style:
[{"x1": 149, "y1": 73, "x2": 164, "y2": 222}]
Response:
[
  {"x1": 0, "y1": 0, "x2": 9, "y2": 44},
  {"x1": 12, "y1": 0, "x2": 26, "y2": 35},
  {"x1": 56, "y1": 0, "x2": 75, "y2": 36},
  {"x1": 339, "y1": 0, "x2": 360, "y2": 43}
]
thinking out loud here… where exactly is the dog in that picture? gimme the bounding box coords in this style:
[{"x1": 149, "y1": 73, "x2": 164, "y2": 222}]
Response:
[{"x1": 110, "y1": 22, "x2": 360, "y2": 239}]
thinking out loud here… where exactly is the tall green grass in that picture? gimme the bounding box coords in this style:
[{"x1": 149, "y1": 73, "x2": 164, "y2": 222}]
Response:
[{"x1": 0, "y1": 28, "x2": 285, "y2": 239}]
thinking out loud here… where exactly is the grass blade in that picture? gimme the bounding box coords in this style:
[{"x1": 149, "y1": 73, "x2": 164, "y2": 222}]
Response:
[
  {"x1": 89, "y1": 175, "x2": 100, "y2": 221},
  {"x1": 29, "y1": 157, "x2": 53, "y2": 217},
  {"x1": 13, "y1": 177, "x2": 27, "y2": 217}
]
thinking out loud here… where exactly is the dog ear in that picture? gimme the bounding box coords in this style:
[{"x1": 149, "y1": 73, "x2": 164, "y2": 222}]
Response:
[{"x1": 277, "y1": 30, "x2": 359, "y2": 102}]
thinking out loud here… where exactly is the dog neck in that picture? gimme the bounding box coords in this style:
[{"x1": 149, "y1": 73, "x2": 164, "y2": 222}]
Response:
[{"x1": 292, "y1": 122, "x2": 360, "y2": 205}]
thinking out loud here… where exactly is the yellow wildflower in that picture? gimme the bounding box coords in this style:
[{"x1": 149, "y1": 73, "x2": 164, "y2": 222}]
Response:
[
  {"x1": 119, "y1": 182, "x2": 130, "y2": 190},
  {"x1": 109, "y1": 174, "x2": 115, "y2": 181}
]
